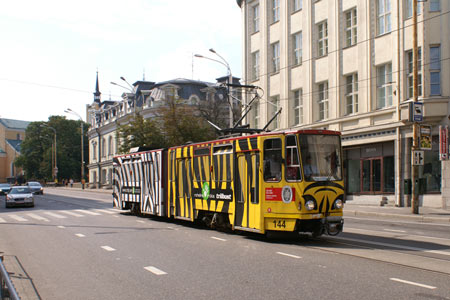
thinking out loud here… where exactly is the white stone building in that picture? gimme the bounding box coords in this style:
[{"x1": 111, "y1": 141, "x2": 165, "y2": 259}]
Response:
[{"x1": 237, "y1": 0, "x2": 450, "y2": 207}]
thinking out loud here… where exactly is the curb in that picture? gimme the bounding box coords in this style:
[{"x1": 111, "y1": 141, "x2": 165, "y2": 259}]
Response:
[{"x1": 344, "y1": 210, "x2": 450, "y2": 224}]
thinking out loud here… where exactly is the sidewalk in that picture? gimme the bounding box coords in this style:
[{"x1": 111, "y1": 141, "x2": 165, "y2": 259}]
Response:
[
  {"x1": 344, "y1": 203, "x2": 450, "y2": 224},
  {"x1": 48, "y1": 186, "x2": 450, "y2": 224}
]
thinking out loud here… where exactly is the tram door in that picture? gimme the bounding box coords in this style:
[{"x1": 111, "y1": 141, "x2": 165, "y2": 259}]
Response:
[
  {"x1": 235, "y1": 152, "x2": 260, "y2": 230},
  {"x1": 175, "y1": 158, "x2": 191, "y2": 218}
]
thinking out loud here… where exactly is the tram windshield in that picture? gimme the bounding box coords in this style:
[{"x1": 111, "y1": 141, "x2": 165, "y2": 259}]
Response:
[{"x1": 299, "y1": 134, "x2": 342, "y2": 181}]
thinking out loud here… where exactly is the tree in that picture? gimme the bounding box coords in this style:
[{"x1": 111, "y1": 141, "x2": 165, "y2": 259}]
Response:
[
  {"x1": 118, "y1": 114, "x2": 166, "y2": 154},
  {"x1": 15, "y1": 116, "x2": 88, "y2": 182},
  {"x1": 157, "y1": 98, "x2": 217, "y2": 147}
]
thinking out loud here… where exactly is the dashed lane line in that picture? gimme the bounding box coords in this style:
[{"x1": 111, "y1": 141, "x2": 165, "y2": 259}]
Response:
[
  {"x1": 95, "y1": 209, "x2": 116, "y2": 214},
  {"x1": 0, "y1": 217, "x2": 6, "y2": 223},
  {"x1": 75, "y1": 234, "x2": 86, "y2": 238},
  {"x1": 27, "y1": 213, "x2": 49, "y2": 222},
  {"x1": 75, "y1": 209, "x2": 101, "y2": 216},
  {"x1": 101, "y1": 246, "x2": 116, "y2": 252},
  {"x1": 276, "y1": 252, "x2": 302, "y2": 259},
  {"x1": 211, "y1": 237, "x2": 227, "y2": 242},
  {"x1": 60, "y1": 211, "x2": 84, "y2": 217},
  {"x1": 144, "y1": 266, "x2": 167, "y2": 275},
  {"x1": 9, "y1": 215, "x2": 28, "y2": 222},
  {"x1": 44, "y1": 212, "x2": 67, "y2": 219},
  {"x1": 390, "y1": 278, "x2": 436, "y2": 290}
]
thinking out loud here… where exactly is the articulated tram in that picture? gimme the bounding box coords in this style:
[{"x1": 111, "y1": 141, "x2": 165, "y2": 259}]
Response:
[{"x1": 112, "y1": 129, "x2": 344, "y2": 236}]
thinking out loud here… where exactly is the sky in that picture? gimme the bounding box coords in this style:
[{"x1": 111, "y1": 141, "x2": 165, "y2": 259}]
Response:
[{"x1": 0, "y1": 0, "x2": 242, "y2": 122}]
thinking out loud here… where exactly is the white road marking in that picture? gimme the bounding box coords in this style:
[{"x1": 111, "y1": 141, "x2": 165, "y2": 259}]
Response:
[
  {"x1": 9, "y1": 215, "x2": 28, "y2": 222},
  {"x1": 383, "y1": 229, "x2": 406, "y2": 233},
  {"x1": 44, "y1": 212, "x2": 67, "y2": 219},
  {"x1": 27, "y1": 213, "x2": 49, "y2": 222},
  {"x1": 95, "y1": 209, "x2": 116, "y2": 214},
  {"x1": 101, "y1": 246, "x2": 116, "y2": 252},
  {"x1": 276, "y1": 252, "x2": 302, "y2": 259},
  {"x1": 75, "y1": 234, "x2": 85, "y2": 237},
  {"x1": 60, "y1": 211, "x2": 84, "y2": 217},
  {"x1": 211, "y1": 236, "x2": 227, "y2": 242},
  {"x1": 144, "y1": 266, "x2": 167, "y2": 275},
  {"x1": 75, "y1": 209, "x2": 101, "y2": 216},
  {"x1": 0, "y1": 217, "x2": 6, "y2": 223},
  {"x1": 390, "y1": 278, "x2": 436, "y2": 290},
  {"x1": 136, "y1": 220, "x2": 146, "y2": 223},
  {"x1": 57, "y1": 225, "x2": 66, "y2": 229}
]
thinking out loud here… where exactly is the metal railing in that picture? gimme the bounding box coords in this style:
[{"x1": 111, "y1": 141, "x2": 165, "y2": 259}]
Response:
[{"x1": 0, "y1": 256, "x2": 20, "y2": 300}]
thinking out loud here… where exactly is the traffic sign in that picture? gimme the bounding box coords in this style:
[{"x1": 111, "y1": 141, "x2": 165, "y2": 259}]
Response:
[
  {"x1": 412, "y1": 102, "x2": 423, "y2": 122},
  {"x1": 412, "y1": 150, "x2": 424, "y2": 166}
]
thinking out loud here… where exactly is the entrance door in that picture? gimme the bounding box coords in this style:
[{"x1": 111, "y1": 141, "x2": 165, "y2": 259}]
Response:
[
  {"x1": 361, "y1": 158, "x2": 383, "y2": 194},
  {"x1": 235, "y1": 152, "x2": 260, "y2": 229}
]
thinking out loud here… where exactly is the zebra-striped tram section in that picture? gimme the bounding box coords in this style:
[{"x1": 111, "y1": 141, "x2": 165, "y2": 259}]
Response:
[{"x1": 113, "y1": 129, "x2": 345, "y2": 236}]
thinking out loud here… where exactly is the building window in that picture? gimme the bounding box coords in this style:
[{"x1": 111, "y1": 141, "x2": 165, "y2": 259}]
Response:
[
  {"x1": 293, "y1": 89, "x2": 303, "y2": 125},
  {"x1": 254, "y1": 102, "x2": 260, "y2": 128},
  {"x1": 293, "y1": 31, "x2": 302, "y2": 65},
  {"x1": 406, "y1": 0, "x2": 422, "y2": 18},
  {"x1": 108, "y1": 136, "x2": 113, "y2": 157},
  {"x1": 406, "y1": 48, "x2": 422, "y2": 99},
  {"x1": 253, "y1": 4, "x2": 259, "y2": 33},
  {"x1": 430, "y1": 0, "x2": 440, "y2": 11},
  {"x1": 252, "y1": 51, "x2": 260, "y2": 80},
  {"x1": 272, "y1": 42, "x2": 280, "y2": 73},
  {"x1": 272, "y1": 0, "x2": 280, "y2": 23},
  {"x1": 269, "y1": 96, "x2": 280, "y2": 130},
  {"x1": 345, "y1": 8, "x2": 357, "y2": 47},
  {"x1": 376, "y1": 63, "x2": 393, "y2": 109},
  {"x1": 92, "y1": 143, "x2": 97, "y2": 160},
  {"x1": 293, "y1": 0, "x2": 302, "y2": 12},
  {"x1": 377, "y1": 0, "x2": 391, "y2": 35},
  {"x1": 318, "y1": 82, "x2": 329, "y2": 120},
  {"x1": 430, "y1": 45, "x2": 441, "y2": 95},
  {"x1": 102, "y1": 138, "x2": 106, "y2": 158},
  {"x1": 346, "y1": 73, "x2": 358, "y2": 115},
  {"x1": 317, "y1": 21, "x2": 328, "y2": 56}
]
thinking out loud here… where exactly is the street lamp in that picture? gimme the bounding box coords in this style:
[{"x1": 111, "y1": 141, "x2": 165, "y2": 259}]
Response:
[
  {"x1": 40, "y1": 124, "x2": 57, "y2": 181},
  {"x1": 65, "y1": 108, "x2": 85, "y2": 189},
  {"x1": 195, "y1": 49, "x2": 234, "y2": 128}
]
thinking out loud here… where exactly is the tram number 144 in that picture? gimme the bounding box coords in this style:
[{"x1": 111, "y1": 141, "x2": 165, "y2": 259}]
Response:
[{"x1": 273, "y1": 220, "x2": 286, "y2": 228}]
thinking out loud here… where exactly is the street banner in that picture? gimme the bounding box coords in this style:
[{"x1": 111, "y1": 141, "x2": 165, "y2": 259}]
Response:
[
  {"x1": 439, "y1": 125, "x2": 448, "y2": 160},
  {"x1": 419, "y1": 125, "x2": 432, "y2": 150}
]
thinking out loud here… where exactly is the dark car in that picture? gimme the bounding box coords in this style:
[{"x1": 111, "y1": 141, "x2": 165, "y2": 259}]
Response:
[
  {"x1": 5, "y1": 186, "x2": 35, "y2": 208},
  {"x1": 27, "y1": 181, "x2": 44, "y2": 195},
  {"x1": 0, "y1": 183, "x2": 11, "y2": 195}
]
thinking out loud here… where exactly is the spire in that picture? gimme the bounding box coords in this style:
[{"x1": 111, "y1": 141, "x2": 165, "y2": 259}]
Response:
[{"x1": 93, "y1": 70, "x2": 101, "y2": 103}]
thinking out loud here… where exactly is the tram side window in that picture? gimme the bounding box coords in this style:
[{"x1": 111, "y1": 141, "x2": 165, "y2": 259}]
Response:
[
  {"x1": 264, "y1": 138, "x2": 282, "y2": 182},
  {"x1": 285, "y1": 135, "x2": 301, "y2": 181}
]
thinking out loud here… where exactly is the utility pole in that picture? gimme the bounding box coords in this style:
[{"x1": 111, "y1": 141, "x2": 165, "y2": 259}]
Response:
[{"x1": 411, "y1": 0, "x2": 419, "y2": 214}]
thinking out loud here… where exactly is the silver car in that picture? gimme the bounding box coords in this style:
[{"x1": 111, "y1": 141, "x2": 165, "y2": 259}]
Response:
[{"x1": 5, "y1": 186, "x2": 35, "y2": 208}]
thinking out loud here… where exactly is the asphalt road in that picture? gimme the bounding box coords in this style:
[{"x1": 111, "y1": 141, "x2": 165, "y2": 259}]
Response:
[{"x1": 1, "y1": 188, "x2": 449, "y2": 299}]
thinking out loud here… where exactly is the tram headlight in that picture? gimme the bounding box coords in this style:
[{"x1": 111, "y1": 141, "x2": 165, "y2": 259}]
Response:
[
  {"x1": 305, "y1": 200, "x2": 315, "y2": 211},
  {"x1": 333, "y1": 199, "x2": 343, "y2": 209}
]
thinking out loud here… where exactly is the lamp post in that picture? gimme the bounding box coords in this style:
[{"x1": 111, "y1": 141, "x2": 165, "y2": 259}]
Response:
[
  {"x1": 65, "y1": 108, "x2": 85, "y2": 189},
  {"x1": 195, "y1": 49, "x2": 234, "y2": 128},
  {"x1": 111, "y1": 77, "x2": 137, "y2": 115},
  {"x1": 41, "y1": 124, "x2": 57, "y2": 181}
]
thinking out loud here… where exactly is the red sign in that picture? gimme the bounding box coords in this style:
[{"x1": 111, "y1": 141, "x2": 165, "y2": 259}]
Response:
[
  {"x1": 265, "y1": 187, "x2": 295, "y2": 201},
  {"x1": 439, "y1": 126, "x2": 448, "y2": 160}
]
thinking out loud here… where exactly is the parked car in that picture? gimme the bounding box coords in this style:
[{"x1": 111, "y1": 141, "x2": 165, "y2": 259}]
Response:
[
  {"x1": 27, "y1": 181, "x2": 44, "y2": 195},
  {"x1": 5, "y1": 186, "x2": 35, "y2": 208},
  {"x1": 0, "y1": 183, "x2": 11, "y2": 195}
]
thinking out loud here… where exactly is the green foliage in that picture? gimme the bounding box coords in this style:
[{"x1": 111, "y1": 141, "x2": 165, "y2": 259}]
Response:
[
  {"x1": 118, "y1": 114, "x2": 166, "y2": 153},
  {"x1": 15, "y1": 115, "x2": 88, "y2": 181},
  {"x1": 158, "y1": 98, "x2": 217, "y2": 147}
]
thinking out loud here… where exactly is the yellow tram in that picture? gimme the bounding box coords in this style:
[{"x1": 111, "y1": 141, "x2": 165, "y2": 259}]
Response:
[{"x1": 113, "y1": 129, "x2": 344, "y2": 236}]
